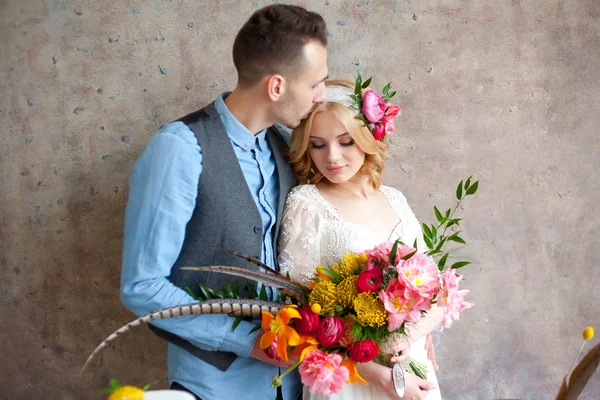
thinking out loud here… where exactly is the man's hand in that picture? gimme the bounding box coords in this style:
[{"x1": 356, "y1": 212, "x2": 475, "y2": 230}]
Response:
[
  {"x1": 424, "y1": 333, "x2": 439, "y2": 371},
  {"x1": 249, "y1": 330, "x2": 296, "y2": 368}
]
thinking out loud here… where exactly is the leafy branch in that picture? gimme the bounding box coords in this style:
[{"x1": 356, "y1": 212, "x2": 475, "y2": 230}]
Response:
[{"x1": 421, "y1": 176, "x2": 479, "y2": 271}]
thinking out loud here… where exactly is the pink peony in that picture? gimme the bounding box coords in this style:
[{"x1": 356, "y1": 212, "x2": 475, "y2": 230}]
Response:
[
  {"x1": 361, "y1": 90, "x2": 386, "y2": 123},
  {"x1": 385, "y1": 103, "x2": 401, "y2": 119},
  {"x1": 299, "y1": 349, "x2": 349, "y2": 395},
  {"x1": 348, "y1": 340, "x2": 379, "y2": 363},
  {"x1": 373, "y1": 122, "x2": 386, "y2": 141},
  {"x1": 379, "y1": 278, "x2": 430, "y2": 331},
  {"x1": 356, "y1": 268, "x2": 384, "y2": 292},
  {"x1": 296, "y1": 305, "x2": 320, "y2": 335},
  {"x1": 316, "y1": 316, "x2": 344, "y2": 348},
  {"x1": 436, "y1": 269, "x2": 473, "y2": 328},
  {"x1": 366, "y1": 241, "x2": 416, "y2": 266},
  {"x1": 396, "y1": 253, "x2": 441, "y2": 299}
]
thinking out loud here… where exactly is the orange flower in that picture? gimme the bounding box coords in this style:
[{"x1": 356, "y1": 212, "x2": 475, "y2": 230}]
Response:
[
  {"x1": 341, "y1": 358, "x2": 367, "y2": 385},
  {"x1": 260, "y1": 306, "x2": 302, "y2": 361},
  {"x1": 290, "y1": 335, "x2": 319, "y2": 362}
]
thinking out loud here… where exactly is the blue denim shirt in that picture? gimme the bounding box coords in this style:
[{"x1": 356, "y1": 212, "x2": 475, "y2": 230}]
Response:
[{"x1": 120, "y1": 93, "x2": 301, "y2": 399}]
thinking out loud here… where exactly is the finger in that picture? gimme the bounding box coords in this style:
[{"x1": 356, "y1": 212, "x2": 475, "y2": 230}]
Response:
[
  {"x1": 390, "y1": 355, "x2": 409, "y2": 363},
  {"x1": 421, "y1": 381, "x2": 437, "y2": 390},
  {"x1": 425, "y1": 333, "x2": 432, "y2": 350},
  {"x1": 428, "y1": 347, "x2": 439, "y2": 371}
]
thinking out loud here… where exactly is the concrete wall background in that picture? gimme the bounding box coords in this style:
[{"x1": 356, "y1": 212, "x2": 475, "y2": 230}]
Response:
[{"x1": 1, "y1": 0, "x2": 599, "y2": 399}]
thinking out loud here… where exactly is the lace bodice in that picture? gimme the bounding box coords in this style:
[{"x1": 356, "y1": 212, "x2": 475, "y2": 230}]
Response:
[{"x1": 278, "y1": 184, "x2": 426, "y2": 284}]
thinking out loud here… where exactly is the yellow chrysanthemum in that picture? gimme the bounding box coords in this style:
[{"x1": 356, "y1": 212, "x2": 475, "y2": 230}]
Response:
[
  {"x1": 333, "y1": 253, "x2": 366, "y2": 279},
  {"x1": 107, "y1": 386, "x2": 144, "y2": 400},
  {"x1": 338, "y1": 275, "x2": 358, "y2": 309},
  {"x1": 309, "y1": 281, "x2": 339, "y2": 314},
  {"x1": 353, "y1": 292, "x2": 388, "y2": 328}
]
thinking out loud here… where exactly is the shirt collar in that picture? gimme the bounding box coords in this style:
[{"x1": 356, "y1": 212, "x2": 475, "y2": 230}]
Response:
[{"x1": 215, "y1": 92, "x2": 268, "y2": 151}]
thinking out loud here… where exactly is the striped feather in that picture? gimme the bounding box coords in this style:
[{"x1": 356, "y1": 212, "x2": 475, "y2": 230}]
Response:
[
  {"x1": 228, "y1": 251, "x2": 282, "y2": 276},
  {"x1": 81, "y1": 299, "x2": 281, "y2": 374},
  {"x1": 181, "y1": 266, "x2": 307, "y2": 294}
]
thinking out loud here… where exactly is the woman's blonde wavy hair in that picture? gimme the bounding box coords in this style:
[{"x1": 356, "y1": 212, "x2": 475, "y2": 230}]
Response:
[{"x1": 289, "y1": 79, "x2": 391, "y2": 189}]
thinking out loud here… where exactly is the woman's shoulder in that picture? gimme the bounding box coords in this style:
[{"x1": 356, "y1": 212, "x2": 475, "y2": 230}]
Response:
[
  {"x1": 380, "y1": 184, "x2": 409, "y2": 204},
  {"x1": 284, "y1": 184, "x2": 336, "y2": 218}
]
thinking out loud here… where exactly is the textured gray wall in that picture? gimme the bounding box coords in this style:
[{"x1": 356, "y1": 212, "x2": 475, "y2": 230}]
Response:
[{"x1": 1, "y1": 0, "x2": 599, "y2": 399}]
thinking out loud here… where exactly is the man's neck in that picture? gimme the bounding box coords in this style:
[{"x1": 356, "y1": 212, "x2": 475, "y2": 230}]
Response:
[{"x1": 224, "y1": 87, "x2": 273, "y2": 135}]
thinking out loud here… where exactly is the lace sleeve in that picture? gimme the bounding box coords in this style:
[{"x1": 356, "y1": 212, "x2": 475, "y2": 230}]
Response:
[
  {"x1": 277, "y1": 187, "x2": 323, "y2": 284},
  {"x1": 386, "y1": 187, "x2": 428, "y2": 252}
]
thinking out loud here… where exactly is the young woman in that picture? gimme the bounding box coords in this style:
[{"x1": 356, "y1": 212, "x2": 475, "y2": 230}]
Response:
[{"x1": 278, "y1": 80, "x2": 443, "y2": 399}]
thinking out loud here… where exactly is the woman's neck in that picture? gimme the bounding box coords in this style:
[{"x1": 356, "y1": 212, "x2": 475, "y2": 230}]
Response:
[{"x1": 325, "y1": 175, "x2": 374, "y2": 199}]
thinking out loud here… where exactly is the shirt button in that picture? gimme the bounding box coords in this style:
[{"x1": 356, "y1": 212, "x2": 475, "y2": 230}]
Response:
[{"x1": 253, "y1": 226, "x2": 261, "y2": 234}]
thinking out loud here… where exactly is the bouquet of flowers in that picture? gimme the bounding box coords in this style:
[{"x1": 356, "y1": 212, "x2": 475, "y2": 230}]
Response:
[
  {"x1": 81, "y1": 178, "x2": 478, "y2": 397},
  {"x1": 233, "y1": 178, "x2": 479, "y2": 395}
]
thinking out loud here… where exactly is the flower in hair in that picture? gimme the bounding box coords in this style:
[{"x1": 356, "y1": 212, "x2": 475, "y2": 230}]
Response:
[{"x1": 349, "y1": 73, "x2": 400, "y2": 141}]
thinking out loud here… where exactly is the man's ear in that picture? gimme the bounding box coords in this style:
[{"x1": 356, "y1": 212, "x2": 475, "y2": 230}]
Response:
[{"x1": 266, "y1": 74, "x2": 286, "y2": 102}]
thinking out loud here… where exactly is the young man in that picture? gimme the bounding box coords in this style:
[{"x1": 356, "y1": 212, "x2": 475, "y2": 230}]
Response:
[{"x1": 120, "y1": 4, "x2": 328, "y2": 400}]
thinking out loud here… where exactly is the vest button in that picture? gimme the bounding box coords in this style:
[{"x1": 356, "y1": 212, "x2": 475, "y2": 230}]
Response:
[{"x1": 253, "y1": 226, "x2": 261, "y2": 234}]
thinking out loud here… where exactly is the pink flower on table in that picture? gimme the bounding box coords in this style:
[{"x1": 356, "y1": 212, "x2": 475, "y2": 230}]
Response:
[
  {"x1": 396, "y1": 253, "x2": 441, "y2": 299},
  {"x1": 379, "y1": 278, "x2": 429, "y2": 331},
  {"x1": 299, "y1": 349, "x2": 349, "y2": 395},
  {"x1": 436, "y1": 269, "x2": 473, "y2": 328},
  {"x1": 361, "y1": 90, "x2": 386, "y2": 123}
]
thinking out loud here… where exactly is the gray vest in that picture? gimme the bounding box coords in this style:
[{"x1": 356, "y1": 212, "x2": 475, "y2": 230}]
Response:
[{"x1": 149, "y1": 101, "x2": 296, "y2": 371}]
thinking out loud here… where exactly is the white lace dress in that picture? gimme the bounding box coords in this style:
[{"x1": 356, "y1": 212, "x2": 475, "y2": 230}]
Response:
[{"x1": 278, "y1": 184, "x2": 442, "y2": 400}]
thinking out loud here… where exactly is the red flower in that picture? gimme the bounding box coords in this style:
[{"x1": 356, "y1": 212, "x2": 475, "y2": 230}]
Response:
[
  {"x1": 316, "y1": 316, "x2": 344, "y2": 348},
  {"x1": 295, "y1": 305, "x2": 320, "y2": 335},
  {"x1": 356, "y1": 268, "x2": 383, "y2": 293},
  {"x1": 348, "y1": 340, "x2": 379, "y2": 363}
]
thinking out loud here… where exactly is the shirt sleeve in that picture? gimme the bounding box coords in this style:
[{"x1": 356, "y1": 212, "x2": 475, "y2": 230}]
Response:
[{"x1": 120, "y1": 122, "x2": 258, "y2": 357}]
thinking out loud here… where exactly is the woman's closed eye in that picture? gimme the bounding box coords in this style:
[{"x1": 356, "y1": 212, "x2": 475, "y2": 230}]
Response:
[
  {"x1": 341, "y1": 140, "x2": 355, "y2": 147},
  {"x1": 310, "y1": 143, "x2": 325, "y2": 149}
]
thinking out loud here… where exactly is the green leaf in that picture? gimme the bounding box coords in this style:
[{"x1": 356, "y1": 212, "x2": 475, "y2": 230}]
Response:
[
  {"x1": 246, "y1": 282, "x2": 258, "y2": 298},
  {"x1": 389, "y1": 239, "x2": 400, "y2": 264},
  {"x1": 431, "y1": 224, "x2": 438, "y2": 243},
  {"x1": 437, "y1": 253, "x2": 449, "y2": 270},
  {"x1": 445, "y1": 208, "x2": 451, "y2": 218},
  {"x1": 465, "y1": 176, "x2": 472, "y2": 190},
  {"x1": 439, "y1": 217, "x2": 448, "y2": 225},
  {"x1": 233, "y1": 281, "x2": 241, "y2": 297},
  {"x1": 447, "y1": 218, "x2": 462, "y2": 228},
  {"x1": 387, "y1": 90, "x2": 397, "y2": 99},
  {"x1": 434, "y1": 206, "x2": 443, "y2": 222},
  {"x1": 401, "y1": 250, "x2": 417, "y2": 260},
  {"x1": 451, "y1": 261, "x2": 471, "y2": 269},
  {"x1": 423, "y1": 235, "x2": 433, "y2": 250},
  {"x1": 354, "y1": 72, "x2": 363, "y2": 94},
  {"x1": 434, "y1": 236, "x2": 448, "y2": 252},
  {"x1": 448, "y1": 235, "x2": 466, "y2": 245},
  {"x1": 421, "y1": 223, "x2": 432, "y2": 239},
  {"x1": 349, "y1": 94, "x2": 358, "y2": 102},
  {"x1": 361, "y1": 77, "x2": 372, "y2": 89},
  {"x1": 466, "y1": 181, "x2": 479, "y2": 196},
  {"x1": 232, "y1": 315, "x2": 244, "y2": 331},
  {"x1": 225, "y1": 283, "x2": 233, "y2": 298},
  {"x1": 184, "y1": 286, "x2": 199, "y2": 300},
  {"x1": 110, "y1": 379, "x2": 119, "y2": 389},
  {"x1": 382, "y1": 82, "x2": 391, "y2": 96},
  {"x1": 100, "y1": 388, "x2": 115, "y2": 394},
  {"x1": 198, "y1": 284, "x2": 211, "y2": 299},
  {"x1": 248, "y1": 324, "x2": 261, "y2": 335},
  {"x1": 413, "y1": 238, "x2": 418, "y2": 248},
  {"x1": 426, "y1": 249, "x2": 441, "y2": 256},
  {"x1": 259, "y1": 284, "x2": 268, "y2": 301},
  {"x1": 456, "y1": 180, "x2": 463, "y2": 200}
]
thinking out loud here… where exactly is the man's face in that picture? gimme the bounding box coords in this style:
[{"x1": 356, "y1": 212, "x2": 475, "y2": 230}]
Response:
[{"x1": 276, "y1": 41, "x2": 328, "y2": 129}]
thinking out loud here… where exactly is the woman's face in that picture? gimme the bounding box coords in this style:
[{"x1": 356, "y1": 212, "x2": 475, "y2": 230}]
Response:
[{"x1": 308, "y1": 110, "x2": 366, "y2": 184}]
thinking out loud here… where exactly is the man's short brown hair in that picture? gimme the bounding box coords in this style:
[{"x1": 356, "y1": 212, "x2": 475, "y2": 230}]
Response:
[{"x1": 232, "y1": 4, "x2": 327, "y2": 86}]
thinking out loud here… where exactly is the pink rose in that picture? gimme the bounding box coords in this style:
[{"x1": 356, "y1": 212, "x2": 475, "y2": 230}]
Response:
[
  {"x1": 316, "y1": 316, "x2": 344, "y2": 348},
  {"x1": 361, "y1": 90, "x2": 386, "y2": 123},
  {"x1": 296, "y1": 305, "x2": 320, "y2": 335},
  {"x1": 356, "y1": 268, "x2": 383, "y2": 293},
  {"x1": 299, "y1": 349, "x2": 349, "y2": 395},
  {"x1": 348, "y1": 340, "x2": 379, "y2": 363}
]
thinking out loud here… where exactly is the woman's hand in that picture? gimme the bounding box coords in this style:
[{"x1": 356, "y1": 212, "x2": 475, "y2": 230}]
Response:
[{"x1": 356, "y1": 360, "x2": 436, "y2": 399}]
